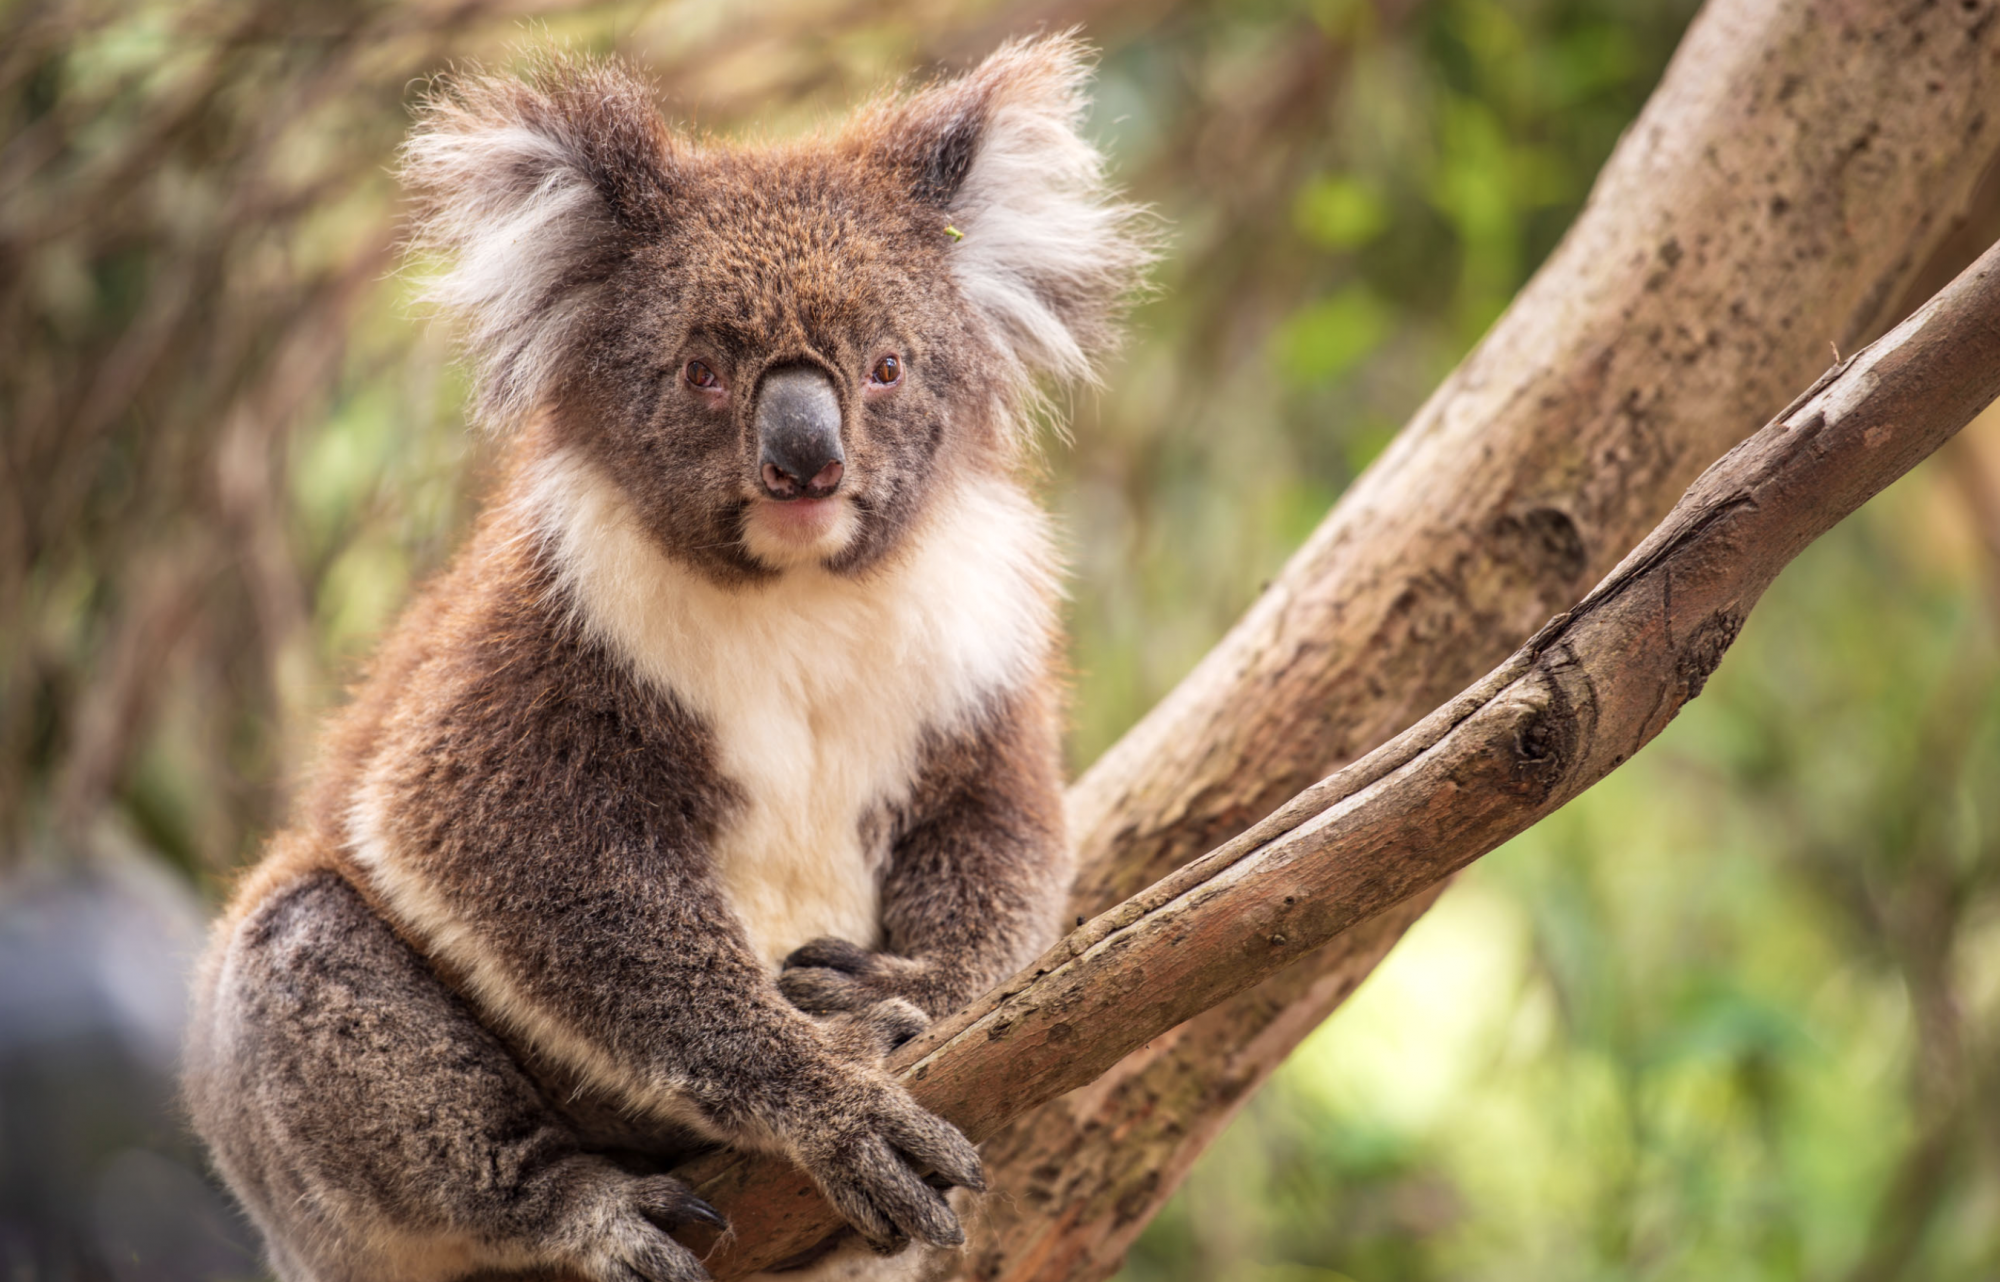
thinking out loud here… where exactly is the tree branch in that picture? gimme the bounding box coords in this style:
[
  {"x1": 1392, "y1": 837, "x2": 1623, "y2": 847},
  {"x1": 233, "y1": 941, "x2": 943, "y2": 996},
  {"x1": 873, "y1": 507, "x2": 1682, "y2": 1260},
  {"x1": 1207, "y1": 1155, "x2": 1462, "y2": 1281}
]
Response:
[
  {"x1": 969, "y1": 3, "x2": 2000, "y2": 1274},
  {"x1": 674, "y1": 240, "x2": 2000, "y2": 1278}
]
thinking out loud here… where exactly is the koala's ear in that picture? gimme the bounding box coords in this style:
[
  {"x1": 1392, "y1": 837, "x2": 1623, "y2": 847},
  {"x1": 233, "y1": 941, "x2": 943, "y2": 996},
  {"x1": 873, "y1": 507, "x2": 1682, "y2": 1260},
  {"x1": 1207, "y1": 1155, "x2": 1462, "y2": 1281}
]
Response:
[
  {"x1": 400, "y1": 56, "x2": 678, "y2": 430},
  {"x1": 872, "y1": 34, "x2": 1154, "y2": 388}
]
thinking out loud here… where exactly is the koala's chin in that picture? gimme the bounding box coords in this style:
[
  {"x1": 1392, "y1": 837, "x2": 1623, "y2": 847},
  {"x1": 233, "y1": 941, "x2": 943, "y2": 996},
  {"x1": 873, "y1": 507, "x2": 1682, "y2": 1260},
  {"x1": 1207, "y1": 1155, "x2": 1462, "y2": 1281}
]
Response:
[{"x1": 741, "y1": 493, "x2": 862, "y2": 572}]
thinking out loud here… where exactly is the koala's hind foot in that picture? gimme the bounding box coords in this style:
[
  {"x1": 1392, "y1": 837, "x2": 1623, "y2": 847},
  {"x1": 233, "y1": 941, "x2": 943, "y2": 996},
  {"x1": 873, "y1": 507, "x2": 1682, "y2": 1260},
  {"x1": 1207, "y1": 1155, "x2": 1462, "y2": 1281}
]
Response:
[{"x1": 185, "y1": 870, "x2": 721, "y2": 1282}]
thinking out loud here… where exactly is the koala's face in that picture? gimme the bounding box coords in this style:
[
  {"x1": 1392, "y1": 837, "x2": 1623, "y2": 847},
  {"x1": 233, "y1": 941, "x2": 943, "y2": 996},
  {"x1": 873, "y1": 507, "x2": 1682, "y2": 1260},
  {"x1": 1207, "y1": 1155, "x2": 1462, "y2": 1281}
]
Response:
[
  {"x1": 405, "y1": 48, "x2": 1147, "y2": 583},
  {"x1": 566, "y1": 151, "x2": 994, "y2": 582}
]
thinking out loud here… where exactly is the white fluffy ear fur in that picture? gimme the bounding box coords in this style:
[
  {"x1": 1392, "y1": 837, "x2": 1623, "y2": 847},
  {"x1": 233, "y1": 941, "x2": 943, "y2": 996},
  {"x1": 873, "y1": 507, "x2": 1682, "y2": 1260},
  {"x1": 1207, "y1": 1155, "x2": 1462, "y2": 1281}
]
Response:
[
  {"x1": 875, "y1": 34, "x2": 1155, "y2": 392},
  {"x1": 399, "y1": 60, "x2": 674, "y2": 431}
]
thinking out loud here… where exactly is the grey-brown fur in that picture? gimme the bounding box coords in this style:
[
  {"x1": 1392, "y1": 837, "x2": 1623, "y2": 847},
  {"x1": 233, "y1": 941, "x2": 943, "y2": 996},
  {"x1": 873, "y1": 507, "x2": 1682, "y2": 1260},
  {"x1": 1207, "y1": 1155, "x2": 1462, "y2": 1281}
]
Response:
[
  {"x1": 190, "y1": 870, "x2": 725, "y2": 1282},
  {"x1": 780, "y1": 691, "x2": 1069, "y2": 1021},
  {"x1": 184, "y1": 35, "x2": 1146, "y2": 1282}
]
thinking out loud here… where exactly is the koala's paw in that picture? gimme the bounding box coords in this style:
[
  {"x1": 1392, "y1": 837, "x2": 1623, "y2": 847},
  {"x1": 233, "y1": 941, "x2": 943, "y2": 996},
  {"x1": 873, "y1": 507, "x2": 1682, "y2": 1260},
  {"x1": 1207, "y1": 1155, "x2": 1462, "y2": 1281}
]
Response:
[
  {"x1": 793, "y1": 1079, "x2": 985, "y2": 1253},
  {"x1": 779, "y1": 937, "x2": 930, "y2": 1016},
  {"x1": 568, "y1": 1170, "x2": 723, "y2": 1282},
  {"x1": 820, "y1": 997, "x2": 930, "y2": 1065}
]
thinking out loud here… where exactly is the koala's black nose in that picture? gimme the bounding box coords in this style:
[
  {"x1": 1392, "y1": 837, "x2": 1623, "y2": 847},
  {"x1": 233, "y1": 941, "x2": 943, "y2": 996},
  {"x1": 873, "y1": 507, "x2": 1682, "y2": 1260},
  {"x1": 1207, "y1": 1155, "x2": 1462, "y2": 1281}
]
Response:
[{"x1": 755, "y1": 367, "x2": 845, "y2": 500}]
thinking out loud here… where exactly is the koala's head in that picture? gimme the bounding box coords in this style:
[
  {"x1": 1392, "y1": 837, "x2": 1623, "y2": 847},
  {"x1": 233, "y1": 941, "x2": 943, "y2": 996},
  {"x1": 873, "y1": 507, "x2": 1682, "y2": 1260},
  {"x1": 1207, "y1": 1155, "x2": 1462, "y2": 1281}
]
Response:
[{"x1": 402, "y1": 36, "x2": 1150, "y2": 581}]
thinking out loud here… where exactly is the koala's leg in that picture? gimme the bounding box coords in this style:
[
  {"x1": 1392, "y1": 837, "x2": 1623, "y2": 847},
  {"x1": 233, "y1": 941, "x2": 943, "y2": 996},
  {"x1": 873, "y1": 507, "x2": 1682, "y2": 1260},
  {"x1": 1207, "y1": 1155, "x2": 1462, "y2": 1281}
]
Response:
[{"x1": 186, "y1": 870, "x2": 719, "y2": 1282}]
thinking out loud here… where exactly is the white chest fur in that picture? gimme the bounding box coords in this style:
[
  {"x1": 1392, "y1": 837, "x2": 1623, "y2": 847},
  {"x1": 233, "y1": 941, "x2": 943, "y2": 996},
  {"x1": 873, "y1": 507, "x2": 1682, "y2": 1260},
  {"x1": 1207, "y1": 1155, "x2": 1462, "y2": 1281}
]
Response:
[{"x1": 526, "y1": 452, "x2": 1057, "y2": 966}]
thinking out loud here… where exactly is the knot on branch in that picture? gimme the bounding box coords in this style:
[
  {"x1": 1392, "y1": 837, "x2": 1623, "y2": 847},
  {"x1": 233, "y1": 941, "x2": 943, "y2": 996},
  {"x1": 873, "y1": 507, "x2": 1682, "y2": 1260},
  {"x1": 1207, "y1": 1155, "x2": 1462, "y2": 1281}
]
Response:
[
  {"x1": 1508, "y1": 668, "x2": 1581, "y2": 803},
  {"x1": 1489, "y1": 505, "x2": 1590, "y2": 587},
  {"x1": 1675, "y1": 608, "x2": 1744, "y2": 703}
]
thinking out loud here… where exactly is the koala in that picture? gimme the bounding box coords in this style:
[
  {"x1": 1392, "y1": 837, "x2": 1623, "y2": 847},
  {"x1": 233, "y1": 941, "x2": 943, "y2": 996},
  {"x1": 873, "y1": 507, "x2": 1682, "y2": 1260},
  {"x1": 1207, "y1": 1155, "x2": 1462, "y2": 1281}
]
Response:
[{"x1": 182, "y1": 33, "x2": 1148, "y2": 1282}]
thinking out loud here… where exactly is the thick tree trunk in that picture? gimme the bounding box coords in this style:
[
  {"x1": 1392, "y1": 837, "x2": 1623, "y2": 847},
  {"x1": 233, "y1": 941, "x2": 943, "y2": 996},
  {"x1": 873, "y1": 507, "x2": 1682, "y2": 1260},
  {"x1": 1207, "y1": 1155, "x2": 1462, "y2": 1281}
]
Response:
[{"x1": 662, "y1": 0, "x2": 2000, "y2": 1275}]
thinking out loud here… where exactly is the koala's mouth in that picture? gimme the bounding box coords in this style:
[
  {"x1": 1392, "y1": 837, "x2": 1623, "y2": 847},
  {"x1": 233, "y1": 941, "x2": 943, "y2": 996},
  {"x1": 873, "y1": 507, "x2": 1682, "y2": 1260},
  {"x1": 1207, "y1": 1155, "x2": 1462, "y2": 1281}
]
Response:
[{"x1": 742, "y1": 492, "x2": 858, "y2": 569}]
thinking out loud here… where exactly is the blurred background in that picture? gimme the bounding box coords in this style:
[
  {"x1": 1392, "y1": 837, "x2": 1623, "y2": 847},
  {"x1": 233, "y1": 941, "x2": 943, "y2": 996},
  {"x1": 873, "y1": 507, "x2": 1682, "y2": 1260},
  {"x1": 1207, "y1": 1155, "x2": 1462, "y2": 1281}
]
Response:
[{"x1": 3, "y1": 0, "x2": 1998, "y2": 1279}]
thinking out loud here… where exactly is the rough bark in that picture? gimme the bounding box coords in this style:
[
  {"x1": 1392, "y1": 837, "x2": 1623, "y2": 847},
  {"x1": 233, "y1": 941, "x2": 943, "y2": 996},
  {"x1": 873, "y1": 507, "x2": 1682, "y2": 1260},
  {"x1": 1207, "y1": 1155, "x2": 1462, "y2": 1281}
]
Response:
[{"x1": 672, "y1": 236, "x2": 2000, "y2": 1278}]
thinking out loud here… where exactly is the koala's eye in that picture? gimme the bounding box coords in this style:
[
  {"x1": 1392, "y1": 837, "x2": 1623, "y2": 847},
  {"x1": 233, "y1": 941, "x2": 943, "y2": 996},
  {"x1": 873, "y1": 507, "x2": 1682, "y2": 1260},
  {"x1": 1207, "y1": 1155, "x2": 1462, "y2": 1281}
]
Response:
[
  {"x1": 869, "y1": 354, "x2": 902, "y2": 387},
  {"x1": 684, "y1": 360, "x2": 721, "y2": 391}
]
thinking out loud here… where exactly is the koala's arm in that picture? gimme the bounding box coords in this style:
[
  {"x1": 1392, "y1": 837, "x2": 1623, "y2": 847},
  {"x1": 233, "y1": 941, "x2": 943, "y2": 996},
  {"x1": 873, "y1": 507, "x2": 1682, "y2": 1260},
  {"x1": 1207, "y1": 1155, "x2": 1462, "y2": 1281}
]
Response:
[
  {"x1": 348, "y1": 624, "x2": 981, "y2": 1250},
  {"x1": 781, "y1": 681, "x2": 1071, "y2": 1022}
]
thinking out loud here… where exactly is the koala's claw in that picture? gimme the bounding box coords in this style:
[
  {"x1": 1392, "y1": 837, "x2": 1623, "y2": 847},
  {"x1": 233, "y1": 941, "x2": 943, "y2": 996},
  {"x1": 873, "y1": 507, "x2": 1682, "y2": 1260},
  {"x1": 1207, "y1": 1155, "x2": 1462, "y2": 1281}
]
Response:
[
  {"x1": 574, "y1": 1169, "x2": 715, "y2": 1282},
  {"x1": 633, "y1": 1177, "x2": 726, "y2": 1232},
  {"x1": 816, "y1": 1135, "x2": 963, "y2": 1251},
  {"x1": 886, "y1": 1102, "x2": 986, "y2": 1195},
  {"x1": 821, "y1": 998, "x2": 930, "y2": 1063},
  {"x1": 801, "y1": 1086, "x2": 986, "y2": 1252}
]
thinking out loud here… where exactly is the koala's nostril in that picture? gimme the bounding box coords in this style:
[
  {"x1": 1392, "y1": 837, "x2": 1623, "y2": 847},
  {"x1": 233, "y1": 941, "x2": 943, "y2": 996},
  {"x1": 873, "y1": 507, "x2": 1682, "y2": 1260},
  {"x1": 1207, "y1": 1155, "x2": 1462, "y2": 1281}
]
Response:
[
  {"x1": 809, "y1": 460, "x2": 843, "y2": 491},
  {"x1": 761, "y1": 462, "x2": 799, "y2": 499}
]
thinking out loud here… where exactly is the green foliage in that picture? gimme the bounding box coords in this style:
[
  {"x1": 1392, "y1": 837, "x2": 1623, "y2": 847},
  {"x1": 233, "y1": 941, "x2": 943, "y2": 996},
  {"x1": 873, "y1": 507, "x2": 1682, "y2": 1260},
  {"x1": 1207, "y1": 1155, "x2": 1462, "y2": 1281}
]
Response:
[
  {"x1": 1294, "y1": 176, "x2": 1391, "y2": 252},
  {"x1": 1276, "y1": 286, "x2": 1395, "y2": 385}
]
